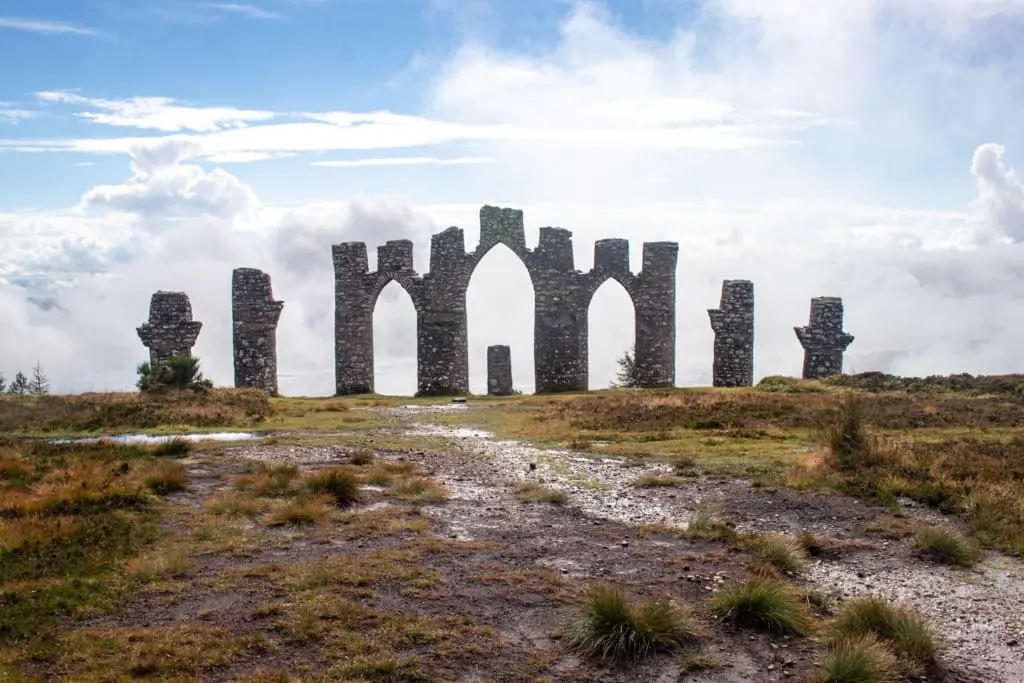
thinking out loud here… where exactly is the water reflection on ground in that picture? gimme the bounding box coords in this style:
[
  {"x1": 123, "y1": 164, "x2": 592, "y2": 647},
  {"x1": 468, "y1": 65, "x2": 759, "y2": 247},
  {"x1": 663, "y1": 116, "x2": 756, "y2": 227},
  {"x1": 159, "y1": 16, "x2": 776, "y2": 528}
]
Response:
[{"x1": 50, "y1": 432, "x2": 264, "y2": 445}]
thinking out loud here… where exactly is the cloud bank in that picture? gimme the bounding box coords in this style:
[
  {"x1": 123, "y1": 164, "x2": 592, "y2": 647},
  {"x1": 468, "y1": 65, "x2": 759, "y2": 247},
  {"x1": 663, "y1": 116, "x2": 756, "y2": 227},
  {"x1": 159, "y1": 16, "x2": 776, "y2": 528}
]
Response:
[{"x1": 2, "y1": 1, "x2": 1024, "y2": 395}]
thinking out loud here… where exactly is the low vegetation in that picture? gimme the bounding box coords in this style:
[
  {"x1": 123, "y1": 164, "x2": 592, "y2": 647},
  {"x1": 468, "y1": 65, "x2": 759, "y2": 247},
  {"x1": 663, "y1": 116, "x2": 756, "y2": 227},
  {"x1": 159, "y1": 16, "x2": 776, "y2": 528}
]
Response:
[
  {"x1": 515, "y1": 481, "x2": 569, "y2": 504},
  {"x1": 564, "y1": 585, "x2": 699, "y2": 663},
  {"x1": 914, "y1": 527, "x2": 981, "y2": 567},
  {"x1": 814, "y1": 634, "x2": 900, "y2": 683},
  {"x1": 711, "y1": 576, "x2": 812, "y2": 636},
  {"x1": 825, "y1": 596, "x2": 939, "y2": 678}
]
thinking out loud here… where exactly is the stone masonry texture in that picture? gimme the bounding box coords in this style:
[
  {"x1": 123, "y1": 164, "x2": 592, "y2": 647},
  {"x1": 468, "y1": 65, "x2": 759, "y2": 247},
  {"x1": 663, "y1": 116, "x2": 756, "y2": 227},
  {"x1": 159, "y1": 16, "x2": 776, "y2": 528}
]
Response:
[
  {"x1": 487, "y1": 345, "x2": 513, "y2": 395},
  {"x1": 232, "y1": 268, "x2": 284, "y2": 394},
  {"x1": 707, "y1": 280, "x2": 754, "y2": 387},
  {"x1": 136, "y1": 291, "x2": 203, "y2": 366},
  {"x1": 332, "y1": 205, "x2": 680, "y2": 395},
  {"x1": 794, "y1": 296, "x2": 855, "y2": 379}
]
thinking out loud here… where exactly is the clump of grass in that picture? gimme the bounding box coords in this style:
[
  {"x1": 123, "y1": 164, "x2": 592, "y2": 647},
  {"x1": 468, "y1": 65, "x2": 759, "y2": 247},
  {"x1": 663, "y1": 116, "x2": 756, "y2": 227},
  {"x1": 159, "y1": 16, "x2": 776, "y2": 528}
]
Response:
[
  {"x1": 797, "y1": 530, "x2": 833, "y2": 557},
  {"x1": 826, "y1": 596, "x2": 938, "y2": 674},
  {"x1": 350, "y1": 449, "x2": 375, "y2": 466},
  {"x1": 633, "y1": 474, "x2": 683, "y2": 488},
  {"x1": 711, "y1": 577, "x2": 811, "y2": 636},
  {"x1": 822, "y1": 393, "x2": 873, "y2": 470},
  {"x1": 363, "y1": 461, "x2": 420, "y2": 487},
  {"x1": 204, "y1": 492, "x2": 270, "y2": 518},
  {"x1": 267, "y1": 495, "x2": 333, "y2": 527},
  {"x1": 145, "y1": 462, "x2": 188, "y2": 495},
  {"x1": 390, "y1": 477, "x2": 449, "y2": 504},
  {"x1": 306, "y1": 468, "x2": 361, "y2": 507},
  {"x1": 152, "y1": 437, "x2": 191, "y2": 457},
  {"x1": 914, "y1": 527, "x2": 980, "y2": 567},
  {"x1": 813, "y1": 634, "x2": 899, "y2": 683},
  {"x1": 746, "y1": 533, "x2": 808, "y2": 574},
  {"x1": 686, "y1": 507, "x2": 740, "y2": 544},
  {"x1": 569, "y1": 438, "x2": 592, "y2": 451},
  {"x1": 234, "y1": 462, "x2": 299, "y2": 497},
  {"x1": 672, "y1": 453, "x2": 698, "y2": 475},
  {"x1": 515, "y1": 482, "x2": 568, "y2": 504},
  {"x1": 126, "y1": 546, "x2": 195, "y2": 580},
  {"x1": 564, "y1": 585, "x2": 698, "y2": 663}
]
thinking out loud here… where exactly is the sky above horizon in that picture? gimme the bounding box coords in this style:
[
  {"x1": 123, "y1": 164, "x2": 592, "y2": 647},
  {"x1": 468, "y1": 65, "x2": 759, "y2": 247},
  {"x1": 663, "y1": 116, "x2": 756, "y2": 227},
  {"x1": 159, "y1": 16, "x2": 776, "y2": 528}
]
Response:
[{"x1": 1, "y1": 0, "x2": 1024, "y2": 396}]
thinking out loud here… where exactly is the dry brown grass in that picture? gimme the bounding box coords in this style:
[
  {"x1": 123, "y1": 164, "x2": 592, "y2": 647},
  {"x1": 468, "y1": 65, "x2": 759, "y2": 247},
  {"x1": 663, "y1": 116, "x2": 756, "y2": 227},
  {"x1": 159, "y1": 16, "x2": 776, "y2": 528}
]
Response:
[{"x1": 0, "y1": 389, "x2": 272, "y2": 434}]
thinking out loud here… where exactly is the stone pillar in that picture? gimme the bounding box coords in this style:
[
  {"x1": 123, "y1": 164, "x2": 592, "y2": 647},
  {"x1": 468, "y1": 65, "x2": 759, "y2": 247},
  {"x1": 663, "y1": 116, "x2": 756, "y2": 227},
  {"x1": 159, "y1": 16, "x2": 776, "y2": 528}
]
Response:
[
  {"x1": 487, "y1": 345, "x2": 513, "y2": 395},
  {"x1": 794, "y1": 297, "x2": 854, "y2": 379},
  {"x1": 708, "y1": 280, "x2": 754, "y2": 387},
  {"x1": 418, "y1": 227, "x2": 470, "y2": 396},
  {"x1": 232, "y1": 268, "x2": 284, "y2": 394},
  {"x1": 533, "y1": 227, "x2": 586, "y2": 393},
  {"x1": 137, "y1": 291, "x2": 203, "y2": 366},
  {"x1": 333, "y1": 242, "x2": 374, "y2": 395},
  {"x1": 634, "y1": 242, "x2": 678, "y2": 388}
]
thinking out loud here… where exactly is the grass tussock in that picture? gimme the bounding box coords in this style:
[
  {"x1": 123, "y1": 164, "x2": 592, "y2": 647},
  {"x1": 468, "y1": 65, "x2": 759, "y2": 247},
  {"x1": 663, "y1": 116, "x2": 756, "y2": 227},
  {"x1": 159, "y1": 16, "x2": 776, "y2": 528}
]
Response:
[
  {"x1": 233, "y1": 462, "x2": 300, "y2": 497},
  {"x1": 515, "y1": 482, "x2": 569, "y2": 504},
  {"x1": 388, "y1": 476, "x2": 449, "y2": 504},
  {"x1": 813, "y1": 634, "x2": 900, "y2": 683},
  {"x1": 826, "y1": 596, "x2": 939, "y2": 675},
  {"x1": 152, "y1": 437, "x2": 192, "y2": 457},
  {"x1": 564, "y1": 585, "x2": 699, "y2": 663},
  {"x1": 745, "y1": 533, "x2": 808, "y2": 574},
  {"x1": 144, "y1": 462, "x2": 188, "y2": 495},
  {"x1": 267, "y1": 494, "x2": 334, "y2": 527},
  {"x1": 305, "y1": 467, "x2": 361, "y2": 507},
  {"x1": 685, "y1": 507, "x2": 740, "y2": 544},
  {"x1": 711, "y1": 577, "x2": 812, "y2": 636},
  {"x1": 914, "y1": 527, "x2": 980, "y2": 567},
  {"x1": 203, "y1": 491, "x2": 271, "y2": 518}
]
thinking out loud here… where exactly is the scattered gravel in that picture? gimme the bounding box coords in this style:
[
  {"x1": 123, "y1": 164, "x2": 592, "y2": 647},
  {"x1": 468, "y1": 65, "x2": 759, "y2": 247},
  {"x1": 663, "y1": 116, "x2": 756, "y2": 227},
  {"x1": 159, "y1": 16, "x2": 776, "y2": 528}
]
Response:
[{"x1": 394, "y1": 405, "x2": 1024, "y2": 683}]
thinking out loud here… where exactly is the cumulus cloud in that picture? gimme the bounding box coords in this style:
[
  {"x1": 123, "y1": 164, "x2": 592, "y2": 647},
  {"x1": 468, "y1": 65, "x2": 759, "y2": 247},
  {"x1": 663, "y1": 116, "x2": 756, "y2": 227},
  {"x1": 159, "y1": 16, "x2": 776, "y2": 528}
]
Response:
[
  {"x1": 971, "y1": 143, "x2": 1024, "y2": 243},
  {"x1": 3, "y1": 1, "x2": 1024, "y2": 395}
]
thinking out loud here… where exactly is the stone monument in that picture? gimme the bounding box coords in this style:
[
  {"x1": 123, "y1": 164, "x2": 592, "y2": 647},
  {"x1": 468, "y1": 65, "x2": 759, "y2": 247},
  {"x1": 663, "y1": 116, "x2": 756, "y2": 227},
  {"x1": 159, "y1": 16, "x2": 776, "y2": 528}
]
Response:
[
  {"x1": 136, "y1": 291, "x2": 203, "y2": 366},
  {"x1": 332, "y1": 205, "x2": 679, "y2": 396},
  {"x1": 487, "y1": 345, "x2": 513, "y2": 396},
  {"x1": 708, "y1": 279, "x2": 754, "y2": 387},
  {"x1": 794, "y1": 297, "x2": 854, "y2": 379},
  {"x1": 232, "y1": 268, "x2": 284, "y2": 394}
]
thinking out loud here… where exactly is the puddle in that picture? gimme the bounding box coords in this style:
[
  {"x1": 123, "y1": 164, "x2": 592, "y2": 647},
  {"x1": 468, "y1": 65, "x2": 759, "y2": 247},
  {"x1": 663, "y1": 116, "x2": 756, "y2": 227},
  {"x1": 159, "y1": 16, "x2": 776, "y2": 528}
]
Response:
[{"x1": 50, "y1": 432, "x2": 265, "y2": 445}]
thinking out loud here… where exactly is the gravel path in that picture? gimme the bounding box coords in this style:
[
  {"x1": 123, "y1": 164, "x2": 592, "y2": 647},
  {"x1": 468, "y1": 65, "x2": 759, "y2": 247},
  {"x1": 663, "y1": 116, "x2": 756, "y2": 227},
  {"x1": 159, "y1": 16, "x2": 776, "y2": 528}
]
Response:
[{"x1": 387, "y1": 405, "x2": 1024, "y2": 682}]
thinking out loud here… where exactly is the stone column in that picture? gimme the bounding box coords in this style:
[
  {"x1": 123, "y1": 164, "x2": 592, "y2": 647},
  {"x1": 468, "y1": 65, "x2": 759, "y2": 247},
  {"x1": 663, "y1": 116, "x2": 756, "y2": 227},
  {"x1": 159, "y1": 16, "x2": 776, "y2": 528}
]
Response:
[
  {"x1": 794, "y1": 297, "x2": 854, "y2": 379},
  {"x1": 487, "y1": 345, "x2": 513, "y2": 395},
  {"x1": 708, "y1": 280, "x2": 754, "y2": 387},
  {"x1": 333, "y1": 242, "x2": 374, "y2": 395},
  {"x1": 532, "y1": 227, "x2": 587, "y2": 393},
  {"x1": 418, "y1": 227, "x2": 470, "y2": 396},
  {"x1": 137, "y1": 291, "x2": 203, "y2": 366},
  {"x1": 634, "y1": 242, "x2": 678, "y2": 388},
  {"x1": 232, "y1": 268, "x2": 284, "y2": 394}
]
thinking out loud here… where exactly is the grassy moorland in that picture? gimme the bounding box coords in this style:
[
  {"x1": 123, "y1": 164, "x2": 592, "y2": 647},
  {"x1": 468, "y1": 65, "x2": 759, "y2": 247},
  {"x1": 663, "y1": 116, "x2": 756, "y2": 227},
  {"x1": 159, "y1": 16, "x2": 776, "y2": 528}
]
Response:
[{"x1": 0, "y1": 373, "x2": 1021, "y2": 681}]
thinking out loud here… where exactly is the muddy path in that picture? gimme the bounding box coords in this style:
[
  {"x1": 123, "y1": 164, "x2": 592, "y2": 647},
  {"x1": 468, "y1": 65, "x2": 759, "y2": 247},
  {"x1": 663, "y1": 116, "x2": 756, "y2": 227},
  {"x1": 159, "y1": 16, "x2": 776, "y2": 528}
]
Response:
[{"x1": 382, "y1": 404, "x2": 1024, "y2": 682}]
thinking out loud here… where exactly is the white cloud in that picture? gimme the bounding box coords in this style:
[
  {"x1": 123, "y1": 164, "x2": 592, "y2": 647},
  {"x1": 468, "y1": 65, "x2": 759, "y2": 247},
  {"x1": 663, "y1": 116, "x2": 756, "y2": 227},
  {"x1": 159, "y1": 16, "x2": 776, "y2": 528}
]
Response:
[
  {"x1": 204, "y1": 3, "x2": 283, "y2": 20},
  {"x1": 311, "y1": 156, "x2": 494, "y2": 167},
  {"x1": 0, "y1": 17, "x2": 98, "y2": 36},
  {"x1": 35, "y1": 91, "x2": 278, "y2": 133},
  {"x1": 970, "y1": 143, "x2": 1024, "y2": 243}
]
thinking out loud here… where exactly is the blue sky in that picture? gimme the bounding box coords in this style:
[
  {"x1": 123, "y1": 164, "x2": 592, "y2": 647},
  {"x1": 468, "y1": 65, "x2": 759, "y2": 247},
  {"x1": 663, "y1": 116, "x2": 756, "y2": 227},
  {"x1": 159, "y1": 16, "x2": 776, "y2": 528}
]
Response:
[{"x1": 2, "y1": 0, "x2": 1024, "y2": 394}]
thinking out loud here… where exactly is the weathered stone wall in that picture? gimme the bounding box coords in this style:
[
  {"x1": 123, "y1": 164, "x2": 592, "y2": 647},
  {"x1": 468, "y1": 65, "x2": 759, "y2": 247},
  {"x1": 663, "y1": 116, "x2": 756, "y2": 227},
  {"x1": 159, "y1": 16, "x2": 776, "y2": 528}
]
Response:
[
  {"x1": 232, "y1": 268, "x2": 284, "y2": 394},
  {"x1": 708, "y1": 280, "x2": 754, "y2": 387},
  {"x1": 486, "y1": 345, "x2": 513, "y2": 395},
  {"x1": 332, "y1": 205, "x2": 680, "y2": 395},
  {"x1": 136, "y1": 291, "x2": 203, "y2": 366},
  {"x1": 794, "y1": 296, "x2": 854, "y2": 379}
]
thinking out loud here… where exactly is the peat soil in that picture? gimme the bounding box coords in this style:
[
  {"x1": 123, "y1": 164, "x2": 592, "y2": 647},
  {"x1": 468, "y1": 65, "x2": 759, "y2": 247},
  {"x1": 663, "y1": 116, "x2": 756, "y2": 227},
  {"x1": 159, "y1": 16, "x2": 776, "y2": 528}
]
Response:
[{"x1": 48, "y1": 403, "x2": 1024, "y2": 682}]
